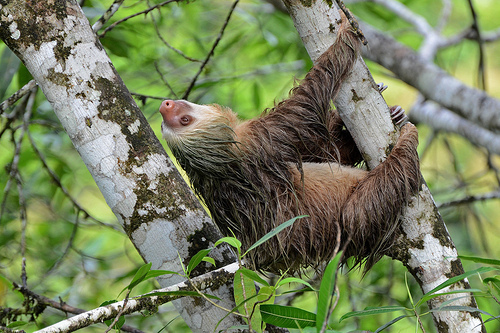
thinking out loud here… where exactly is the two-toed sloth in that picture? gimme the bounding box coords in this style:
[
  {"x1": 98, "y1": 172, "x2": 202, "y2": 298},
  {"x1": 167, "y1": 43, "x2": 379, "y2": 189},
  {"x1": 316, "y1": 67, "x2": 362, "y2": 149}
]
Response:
[{"x1": 159, "y1": 15, "x2": 420, "y2": 273}]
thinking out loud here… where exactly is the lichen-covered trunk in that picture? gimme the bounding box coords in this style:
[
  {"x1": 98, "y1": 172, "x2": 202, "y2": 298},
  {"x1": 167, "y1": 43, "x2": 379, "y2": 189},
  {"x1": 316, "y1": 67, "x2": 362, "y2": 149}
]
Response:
[
  {"x1": 0, "y1": 1, "x2": 241, "y2": 331},
  {"x1": 282, "y1": 0, "x2": 485, "y2": 332}
]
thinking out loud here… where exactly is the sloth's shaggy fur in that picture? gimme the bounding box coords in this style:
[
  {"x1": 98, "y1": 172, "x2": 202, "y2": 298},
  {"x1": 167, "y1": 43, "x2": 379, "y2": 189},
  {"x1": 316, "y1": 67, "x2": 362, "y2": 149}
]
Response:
[{"x1": 159, "y1": 17, "x2": 420, "y2": 273}]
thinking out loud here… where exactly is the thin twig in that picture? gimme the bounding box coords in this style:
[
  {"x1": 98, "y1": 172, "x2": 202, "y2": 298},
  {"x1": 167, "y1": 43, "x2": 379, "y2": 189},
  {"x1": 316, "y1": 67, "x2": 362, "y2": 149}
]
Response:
[
  {"x1": 0, "y1": 80, "x2": 37, "y2": 115},
  {"x1": 11, "y1": 283, "x2": 144, "y2": 333},
  {"x1": 42, "y1": 214, "x2": 80, "y2": 278},
  {"x1": 104, "y1": 290, "x2": 131, "y2": 333},
  {"x1": 182, "y1": 0, "x2": 240, "y2": 100},
  {"x1": 99, "y1": 0, "x2": 182, "y2": 38},
  {"x1": 153, "y1": 61, "x2": 178, "y2": 100},
  {"x1": 151, "y1": 12, "x2": 200, "y2": 62},
  {"x1": 27, "y1": 130, "x2": 120, "y2": 231},
  {"x1": 466, "y1": 0, "x2": 486, "y2": 90},
  {"x1": 92, "y1": 0, "x2": 125, "y2": 32},
  {"x1": 438, "y1": 190, "x2": 500, "y2": 209}
]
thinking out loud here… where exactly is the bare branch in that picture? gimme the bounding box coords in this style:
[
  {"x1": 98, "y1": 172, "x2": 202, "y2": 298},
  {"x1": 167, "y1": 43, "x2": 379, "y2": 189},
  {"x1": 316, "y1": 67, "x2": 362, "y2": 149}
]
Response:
[
  {"x1": 92, "y1": 0, "x2": 125, "y2": 32},
  {"x1": 410, "y1": 99, "x2": 500, "y2": 155},
  {"x1": 99, "y1": 0, "x2": 182, "y2": 38},
  {"x1": 360, "y1": 22, "x2": 500, "y2": 132},
  {"x1": 35, "y1": 262, "x2": 240, "y2": 333},
  {"x1": 438, "y1": 190, "x2": 500, "y2": 209},
  {"x1": 182, "y1": 0, "x2": 240, "y2": 100},
  {"x1": 0, "y1": 80, "x2": 37, "y2": 115}
]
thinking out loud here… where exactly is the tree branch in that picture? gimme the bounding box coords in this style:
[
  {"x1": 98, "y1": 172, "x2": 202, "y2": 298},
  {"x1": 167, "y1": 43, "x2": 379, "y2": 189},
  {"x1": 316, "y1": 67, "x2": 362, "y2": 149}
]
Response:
[
  {"x1": 410, "y1": 98, "x2": 500, "y2": 155},
  {"x1": 34, "y1": 263, "x2": 240, "y2": 333},
  {"x1": 360, "y1": 22, "x2": 500, "y2": 133}
]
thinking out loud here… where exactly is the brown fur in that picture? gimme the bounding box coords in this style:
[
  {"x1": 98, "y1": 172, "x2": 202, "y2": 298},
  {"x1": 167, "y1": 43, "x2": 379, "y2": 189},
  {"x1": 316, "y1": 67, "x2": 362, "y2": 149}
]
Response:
[{"x1": 159, "y1": 17, "x2": 420, "y2": 273}]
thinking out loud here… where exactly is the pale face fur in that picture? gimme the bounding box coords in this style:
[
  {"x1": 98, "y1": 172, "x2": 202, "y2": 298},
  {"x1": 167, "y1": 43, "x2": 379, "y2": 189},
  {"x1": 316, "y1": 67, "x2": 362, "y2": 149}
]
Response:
[{"x1": 160, "y1": 100, "x2": 238, "y2": 143}]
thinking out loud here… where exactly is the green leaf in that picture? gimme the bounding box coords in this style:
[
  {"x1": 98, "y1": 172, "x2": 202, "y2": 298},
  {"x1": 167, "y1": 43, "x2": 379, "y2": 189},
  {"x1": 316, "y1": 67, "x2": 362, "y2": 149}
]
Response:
[
  {"x1": 340, "y1": 306, "x2": 407, "y2": 322},
  {"x1": 316, "y1": 253, "x2": 341, "y2": 332},
  {"x1": 422, "y1": 267, "x2": 495, "y2": 297},
  {"x1": 234, "y1": 269, "x2": 262, "y2": 332},
  {"x1": 215, "y1": 237, "x2": 242, "y2": 251},
  {"x1": 483, "y1": 276, "x2": 500, "y2": 293},
  {"x1": 99, "y1": 297, "x2": 127, "y2": 329},
  {"x1": 238, "y1": 267, "x2": 270, "y2": 287},
  {"x1": 260, "y1": 304, "x2": 316, "y2": 329},
  {"x1": 119, "y1": 262, "x2": 152, "y2": 296},
  {"x1": 100, "y1": 300, "x2": 118, "y2": 307},
  {"x1": 243, "y1": 215, "x2": 307, "y2": 257},
  {"x1": 257, "y1": 285, "x2": 276, "y2": 304},
  {"x1": 276, "y1": 277, "x2": 314, "y2": 291},
  {"x1": 144, "y1": 269, "x2": 179, "y2": 280},
  {"x1": 419, "y1": 289, "x2": 483, "y2": 305},
  {"x1": 374, "y1": 315, "x2": 409, "y2": 333},
  {"x1": 458, "y1": 255, "x2": 500, "y2": 266},
  {"x1": 7, "y1": 321, "x2": 27, "y2": 328},
  {"x1": 203, "y1": 256, "x2": 216, "y2": 267},
  {"x1": 186, "y1": 249, "x2": 212, "y2": 276}
]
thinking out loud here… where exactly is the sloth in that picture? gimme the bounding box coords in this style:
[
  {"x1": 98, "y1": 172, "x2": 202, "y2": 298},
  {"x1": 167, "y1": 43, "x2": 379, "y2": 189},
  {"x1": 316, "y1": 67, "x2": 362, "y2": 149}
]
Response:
[{"x1": 159, "y1": 16, "x2": 420, "y2": 273}]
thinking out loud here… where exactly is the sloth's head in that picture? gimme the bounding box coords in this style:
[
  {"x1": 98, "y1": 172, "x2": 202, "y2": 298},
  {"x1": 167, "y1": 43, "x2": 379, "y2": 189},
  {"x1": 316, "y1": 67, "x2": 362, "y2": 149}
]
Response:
[{"x1": 159, "y1": 99, "x2": 240, "y2": 175}]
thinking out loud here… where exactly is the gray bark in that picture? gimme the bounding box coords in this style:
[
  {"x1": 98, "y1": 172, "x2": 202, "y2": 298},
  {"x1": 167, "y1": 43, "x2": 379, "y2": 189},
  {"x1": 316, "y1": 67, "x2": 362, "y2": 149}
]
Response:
[{"x1": 0, "y1": 1, "x2": 242, "y2": 332}]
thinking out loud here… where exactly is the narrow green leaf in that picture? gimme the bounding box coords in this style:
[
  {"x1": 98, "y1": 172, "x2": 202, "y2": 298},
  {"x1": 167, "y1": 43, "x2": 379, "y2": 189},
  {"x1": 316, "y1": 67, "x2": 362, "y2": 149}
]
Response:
[
  {"x1": 260, "y1": 304, "x2": 316, "y2": 329},
  {"x1": 458, "y1": 255, "x2": 500, "y2": 266},
  {"x1": 316, "y1": 253, "x2": 341, "y2": 332},
  {"x1": 7, "y1": 321, "x2": 27, "y2": 328},
  {"x1": 483, "y1": 276, "x2": 500, "y2": 292},
  {"x1": 484, "y1": 315, "x2": 500, "y2": 324},
  {"x1": 405, "y1": 273, "x2": 414, "y2": 306},
  {"x1": 419, "y1": 289, "x2": 483, "y2": 305},
  {"x1": 238, "y1": 267, "x2": 270, "y2": 287},
  {"x1": 276, "y1": 277, "x2": 314, "y2": 291},
  {"x1": 340, "y1": 306, "x2": 407, "y2": 322},
  {"x1": 203, "y1": 256, "x2": 216, "y2": 267},
  {"x1": 423, "y1": 267, "x2": 495, "y2": 297},
  {"x1": 17, "y1": 64, "x2": 33, "y2": 88},
  {"x1": 215, "y1": 237, "x2": 242, "y2": 250},
  {"x1": 243, "y1": 215, "x2": 308, "y2": 257},
  {"x1": 144, "y1": 269, "x2": 179, "y2": 280},
  {"x1": 374, "y1": 315, "x2": 409, "y2": 333},
  {"x1": 234, "y1": 269, "x2": 262, "y2": 332},
  {"x1": 120, "y1": 262, "x2": 152, "y2": 296},
  {"x1": 186, "y1": 249, "x2": 212, "y2": 276},
  {"x1": 100, "y1": 300, "x2": 118, "y2": 307}
]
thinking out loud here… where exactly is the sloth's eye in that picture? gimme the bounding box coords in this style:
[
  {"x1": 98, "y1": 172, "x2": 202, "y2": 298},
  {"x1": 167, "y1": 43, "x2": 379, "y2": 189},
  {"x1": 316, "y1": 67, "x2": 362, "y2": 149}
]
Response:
[{"x1": 180, "y1": 115, "x2": 192, "y2": 126}]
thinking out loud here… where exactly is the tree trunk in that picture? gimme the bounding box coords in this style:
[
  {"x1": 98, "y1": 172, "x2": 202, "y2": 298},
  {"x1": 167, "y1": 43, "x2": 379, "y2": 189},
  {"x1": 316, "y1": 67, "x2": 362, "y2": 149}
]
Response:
[
  {"x1": 282, "y1": 1, "x2": 485, "y2": 332},
  {"x1": 0, "y1": 1, "x2": 242, "y2": 331}
]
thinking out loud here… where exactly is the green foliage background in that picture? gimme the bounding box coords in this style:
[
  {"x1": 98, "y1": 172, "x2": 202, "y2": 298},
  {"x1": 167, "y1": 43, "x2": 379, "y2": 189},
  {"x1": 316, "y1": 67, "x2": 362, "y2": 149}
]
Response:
[{"x1": 1, "y1": 0, "x2": 499, "y2": 332}]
